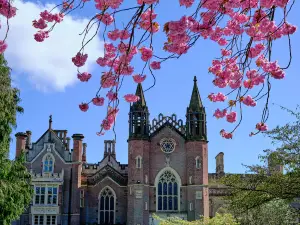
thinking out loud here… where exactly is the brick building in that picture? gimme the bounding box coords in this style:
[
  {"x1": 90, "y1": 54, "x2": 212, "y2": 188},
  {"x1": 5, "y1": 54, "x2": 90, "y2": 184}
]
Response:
[{"x1": 13, "y1": 76, "x2": 229, "y2": 225}]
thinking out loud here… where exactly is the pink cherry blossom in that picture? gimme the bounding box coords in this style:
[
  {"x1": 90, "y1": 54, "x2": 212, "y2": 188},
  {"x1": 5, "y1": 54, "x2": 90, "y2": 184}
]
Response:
[
  {"x1": 150, "y1": 61, "x2": 161, "y2": 70},
  {"x1": 34, "y1": 31, "x2": 49, "y2": 42},
  {"x1": 0, "y1": 41, "x2": 8, "y2": 54},
  {"x1": 256, "y1": 122, "x2": 268, "y2": 131},
  {"x1": 106, "y1": 91, "x2": 118, "y2": 101},
  {"x1": 242, "y1": 96, "x2": 256, "y2": 107},
  {"x1": 220, "y1": 129, "x2": 233, "y2": 139},
  {"x1": 32, "y1": 18, "x2": 47, "y2": 29},
  {"x1": 179, "y1": 0, "x2": 194, "y2": 8},
  {"x1": 79, "y1": 103, "x2": 89, "y2": 112},
  {"x1": 213, "y1": 109, "x2": 227, "y2": 119},
  {"x1": 140, "y1": 47, "x2": 153, "y2": 61},
  {"x1": 124, "y1": 94, "x2": 140, "y2": 103},
  {"x1": 97, "y1": 13, "x2": 114, "y2": 25},
  {"x1": 133, "y1": 74, "x2": 146, "y2": 83},
  {"x1": 92, "y1": 97, "x2": 105, "y2": 106},
  {"x1": 77, "y1": 72, "x2": 92, "y2": 82},
  {"x1": 72, "y1": 52, "x2": 88, "y2": 67},
  {"x1": 226, "y1": 112, "x2": 237, "y2": 123}
]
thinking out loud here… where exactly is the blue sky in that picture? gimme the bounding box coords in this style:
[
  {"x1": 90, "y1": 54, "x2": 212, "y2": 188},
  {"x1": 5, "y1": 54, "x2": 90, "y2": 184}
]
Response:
[{"x1": 5, "y1": 0, "x2": 300, "y2": 173}]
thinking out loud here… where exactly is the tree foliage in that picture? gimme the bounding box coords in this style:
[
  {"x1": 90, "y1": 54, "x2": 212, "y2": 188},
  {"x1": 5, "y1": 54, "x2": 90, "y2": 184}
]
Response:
[
  {"x1": 154, "y1": 213, "x2": 239, "y2": 225},
  {"x1": 0, "y1": 54, "x2": 33, "y2": 225},
  {"x1": 26, "y1": 0, "x2": 297, "y2": 138},
  {"x1": 221, "y1": 106, "x2": 300, "y2": 222}
]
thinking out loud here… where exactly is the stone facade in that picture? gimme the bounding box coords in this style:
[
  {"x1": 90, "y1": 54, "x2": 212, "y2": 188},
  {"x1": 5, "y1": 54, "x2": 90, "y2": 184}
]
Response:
[{"x1": 13, "y1": 77, "x2": 231, "y2": 225}]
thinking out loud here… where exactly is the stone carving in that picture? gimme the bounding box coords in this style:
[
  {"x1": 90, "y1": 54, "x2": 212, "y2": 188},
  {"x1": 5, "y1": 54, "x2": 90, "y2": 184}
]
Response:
[
  {"x1": 88, "y1": 165, "x2": 127, "y2": 186},
  {"x1": 31, "y1": 206, "x2": 59, "y2": 214},
  {"x1": 135, "y1": 190, "x2": 143, "y2": 199}
]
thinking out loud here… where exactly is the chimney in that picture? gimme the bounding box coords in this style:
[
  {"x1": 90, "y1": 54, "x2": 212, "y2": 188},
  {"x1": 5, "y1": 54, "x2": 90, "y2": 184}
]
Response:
[
  {"x1": 215, "y1": 152, "x2": 225, "y2": 176},
  {"x1": 15, "y1": 132, "x2": 28, "y2": 158},
  {"x1": 66, "y1": 137, "x2": 70, "y2": 151},
  {"x1": 63, "y1": 130, "x2": 67, "y2": 144},
  {"x1": 104, "y1": 140, "x2": 108, "y2": 158},
  {"x1": 111, "y1": 140, "x2": 116, "y2": 159},
  {"x1": 71, "y1": 134, "x2": 84, "y2": 162},
  {"x1": 25, "y1": 130, "x2": 32, "y2": 149},
  {"x1": 49, "y1": 115, "x2": 53, "y2": 130},
  {"x1": 82, "y1": 143, "x2": 87, "y2": 163}
]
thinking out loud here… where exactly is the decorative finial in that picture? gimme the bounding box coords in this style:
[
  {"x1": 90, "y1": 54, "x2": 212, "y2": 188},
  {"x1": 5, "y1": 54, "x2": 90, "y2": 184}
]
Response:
[
  {"x1": 193, "y1": 76, "x2": 197, "y2": 83},
  {"x1": 49, "y1": 115, "x2": 52, "y2": 130}
]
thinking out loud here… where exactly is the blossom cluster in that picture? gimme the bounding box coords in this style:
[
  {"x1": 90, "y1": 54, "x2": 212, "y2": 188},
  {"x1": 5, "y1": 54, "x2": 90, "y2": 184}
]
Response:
[
  {"x1": 0, "y1": 0, "x2": 17, "y2": 54},
  {"x1": 31, "y1": 0, "x2": 297, "y2": 138}
]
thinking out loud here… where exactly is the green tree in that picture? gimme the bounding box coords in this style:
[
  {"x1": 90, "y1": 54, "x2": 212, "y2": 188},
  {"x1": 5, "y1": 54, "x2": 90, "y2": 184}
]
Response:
[
  {"x1": 0, "y1": 54, "x2": 33, "y2": 225},
  {"x1": 221, "y1": 106, "x2": 300, "y2": 224},
  {"x1": 154, "y1": 213, "x2": 239, "y2": 225}
]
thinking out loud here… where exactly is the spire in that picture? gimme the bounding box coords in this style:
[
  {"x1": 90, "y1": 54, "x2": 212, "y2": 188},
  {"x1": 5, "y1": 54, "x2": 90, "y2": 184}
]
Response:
[
  {"x1": 189, "y1": 76, "x2": 203, "y2": 111},
  {"x1": 133, "y1": 83, "x2": 146, "y2": 108},
  {"x1": 186, "y1": 76, "x2": 207, "y2": 141},
  {"x1": 128, "y1": 83, "x2": 149, "y2": 140}
]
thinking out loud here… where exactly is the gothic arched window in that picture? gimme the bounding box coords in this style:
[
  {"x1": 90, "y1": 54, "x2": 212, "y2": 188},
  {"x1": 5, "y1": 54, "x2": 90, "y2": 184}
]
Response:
[
  {"x1": 43, "y1": 154, "x2": 54, "y2": 173},
  {"x1": 99, "y1": 187, "x2": 115, "y2": 225},
  {"x1": 156, "y1": 170, "x2": 179, "y2": 211}
]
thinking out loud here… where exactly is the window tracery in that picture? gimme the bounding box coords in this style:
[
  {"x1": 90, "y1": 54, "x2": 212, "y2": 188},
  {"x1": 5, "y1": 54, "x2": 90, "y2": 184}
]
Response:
[
  {"x1": 160, "y1": 138, "x2": 176, "y2": 154},
  {"x1": 99, "y1": 187, "x2": 115, "y2": 224},
  {"x1": 156, "y1": 170, "x2": 179, "y2": 211}
]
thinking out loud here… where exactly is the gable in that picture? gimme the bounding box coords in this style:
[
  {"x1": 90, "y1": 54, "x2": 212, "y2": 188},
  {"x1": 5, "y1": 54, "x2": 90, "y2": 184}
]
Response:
[
  {"x1": 149, "y1": 113, "x2": 186, "y2": 139},
  {"x1": 27, "y1": 129, "x2": 69, "y2": 162}
]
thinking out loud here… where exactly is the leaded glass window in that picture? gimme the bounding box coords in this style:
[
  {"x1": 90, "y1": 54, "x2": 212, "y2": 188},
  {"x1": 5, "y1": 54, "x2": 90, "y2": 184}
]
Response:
[
  {"x1": 99, "y1": 187, "x2": 115, "y2": 225},
  {"x1": 43, "y1": 155, "x2": 54, "y2": 173},
  {"x1": 157, "y1": 170, "x2": 179, "y2": 211},
  {"x1": 160, "y1": 138, "x2": 176, "y2": 154}
]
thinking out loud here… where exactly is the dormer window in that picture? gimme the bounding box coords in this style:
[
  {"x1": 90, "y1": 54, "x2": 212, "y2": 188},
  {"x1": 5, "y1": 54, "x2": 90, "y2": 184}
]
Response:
[
  {"x1": 136, "y1": 156, "x2": 142, "y2": 169},
  {"x1": 43, "y1": 154, "x2": 54, "y2": 173}
]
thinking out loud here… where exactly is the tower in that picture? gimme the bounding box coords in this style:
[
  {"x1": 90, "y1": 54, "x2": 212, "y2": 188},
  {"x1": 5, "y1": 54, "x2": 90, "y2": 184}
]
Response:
[
  {"x1": 186, "y1": 76, "x2": 207, "y2": 141},
  {"x1": 185, "y1": 76, "x2": 209, "y2": 220},
  {"x1": 127, "y1": 83, "x2": 150, "y2": 225},
  {"x1": 128, "y1": 83, "x2": 150, "y2": 140}
]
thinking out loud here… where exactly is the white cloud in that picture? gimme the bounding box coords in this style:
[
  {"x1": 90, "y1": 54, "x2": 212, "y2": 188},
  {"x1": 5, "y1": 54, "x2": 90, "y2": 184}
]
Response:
[{"x1": 1, "y1": 0, "x2": 103, "y2": 91}]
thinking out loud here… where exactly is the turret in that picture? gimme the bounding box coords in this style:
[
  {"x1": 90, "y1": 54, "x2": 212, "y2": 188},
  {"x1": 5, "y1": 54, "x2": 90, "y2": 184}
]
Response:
[
  {"x1": 186, "y1": 76, "x2": 207, "y2": 141},
  {"x1": 128, "y1": 83, "x2": 149, "y2": 140}
]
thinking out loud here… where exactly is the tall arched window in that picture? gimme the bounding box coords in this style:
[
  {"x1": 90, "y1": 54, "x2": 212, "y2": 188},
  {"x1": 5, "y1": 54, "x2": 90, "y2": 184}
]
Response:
[
  {"x1": 98, "y1": 187, "x2": 115, "y2": 225},
  {"x1": 136, "y1": 155, "x2": 142, "y2": 169},
  {"x1": 195, "y1": 156, "x2": 201, "y2": 169},
  {"x1": 156, "y1": 170, "x2": 180, "y2": 212},
  {"x1": 43, "y1": 154, "x2": 54, "y2": 173}
]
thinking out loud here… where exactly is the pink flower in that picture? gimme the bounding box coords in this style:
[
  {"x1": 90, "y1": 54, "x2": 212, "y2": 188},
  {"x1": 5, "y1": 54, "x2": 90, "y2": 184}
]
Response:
[
  {"x1": 92, "y1": 97, "x2": 105, "y2": 106},
  {"x1": 221, "y1": 49, "x2": 231, "y2": 56},
  {"x1": 139, "y1": 47, "x2": 153, "y2": 61},
  {"x1": 106, "y1": 91, "x2": 118, "y2": 101},
  {"x1": 220, "y1": 129, "x2": 233, "y2": 139},
  {"x1": 133, "y1": 74, "x2": 146, "y2": 83},
  {"x1": 32, "y1": 18, "x2": 47, "y2": 29},
  {"x1": 242, "y1": 96, "x2": 256, "y2": 107},
  {"x1": 208, "y1": 93, "x2": 227, "y2": 102},
  {"x1": 226, "y1": 112, "x2": 237, "y2": 123},
  {"x1": 77, "y1": 72, "x2": 92, "y2": 82},
  {"x1": 79, "y1": 103, "x2": 89, "y2": 112},
  {"x1": 120, "y1": 30, "x2": 130, "y2": 40},
  {"x1": 179, "y1": 0, "x2": 194, "y2": 7},
  {"x1": 0, "y1": 41, "x2": 8, "y2": 54},
  {"x1": 108, "y1": 29, "x2": 120, "y2": 41},
  {"x1": 213, "y1": 109, "x2": 227, "y2": 119},
  {"x1": 97, "y1": 13, "x2": 114, "y2": 25},
  {"x1": 150, "y1": 61, "x2": 161, "y2": 70},
  {"x1": 34, "y1": 31, "x2": 49, "y2": 42},
  {"x1": 124, "y1": 94, "x2": 140, "y2": 103},
  {"x1": 72, "y1": 52, "x2": 88, "y2": 67},
  {"x1": 256, "y1": 122, "x2": 268, "y2": 131}
]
